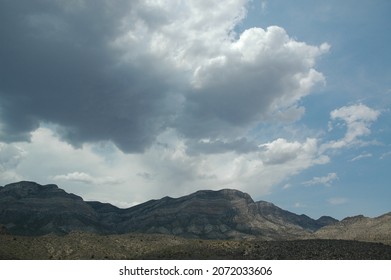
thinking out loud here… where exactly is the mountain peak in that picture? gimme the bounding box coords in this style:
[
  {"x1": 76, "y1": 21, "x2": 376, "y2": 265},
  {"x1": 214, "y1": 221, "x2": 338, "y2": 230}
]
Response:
[
  {"x1": 4, "y1": 180, "x2": 56, "y2": 189},
  {"x1": 2, "y1": 181, "x2": 59, "y2": 197},
  {"x1": 190, "y1": 189, "x2": 254, "y2": 204},
  {"x1": 341, "y1": 215, "x2": 366, "y2": 223},
  {"x1": 1, "y1": 181, "x2": 83, "y2": 201},
  {"x1": 0, "y1": 181, "x2": 97, "y2": 235}
]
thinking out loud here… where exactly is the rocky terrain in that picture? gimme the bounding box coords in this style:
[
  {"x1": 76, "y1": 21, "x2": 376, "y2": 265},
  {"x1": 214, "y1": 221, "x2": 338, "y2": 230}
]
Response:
[
  {"x1": 0, "y1": 181, "x2": 337, "y2": 239},
  {"x1": 1, "y1": 232, "x2": 390, "y2": 260},
  {"x1": 315, "y1": 213, "x2": 391, "y2": 245},
  {"x1": 0, "y1": 231, "x2": 390, "y2": 260}
]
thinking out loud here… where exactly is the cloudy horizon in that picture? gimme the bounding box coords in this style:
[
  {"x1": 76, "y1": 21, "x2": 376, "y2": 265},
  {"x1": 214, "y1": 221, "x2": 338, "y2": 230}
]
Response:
[{"x1": 1, "y1": 0, "x2": 390, "y2": 220}]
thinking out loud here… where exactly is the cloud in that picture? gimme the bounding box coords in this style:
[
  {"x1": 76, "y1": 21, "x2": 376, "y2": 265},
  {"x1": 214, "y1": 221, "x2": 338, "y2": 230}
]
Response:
[
  {"x1": 324, "y1": 104, "x2": 380, "y2": 150},
  {"x1": 261, "y1": 1, "x2": 268, "y2": 13},
  {"x1": 380, "y1": 151, "x2": 391, "y2": 160},
  {"x1": 294, "y1": 202, "x2": 306, "y2": 208},
  {"x1": 0, "y1": 0, "x2": 329, "y2": 155},
  {"x1": 52, "y1": 172, "x2": 122, "y2": 185},
  {"x1": 0, "y1": 127, "x2": 152, "y2": 204},
  {"x1": 327, "y1": 197, "x2": 347, "y2": 205},
  {"x1": 0, "y1": 125, "x2": 331, "y2": 206},
  {"x1": 0, "y1": 143, "x2": 26, "y2": 182},
  {"x1": 186, "y1": 137, "x2": 259, "y2": 155},
  {"x1": 261, "y1": 138, "x2": 306, "y2": 165},
  {"x1": 0, "y1": 0, "x2": 182, "y2": 152},
  {"x1": 260, "y1": 138, "x2": 327, "y2": 166},
  {"x1": 0, "y1": 143, "x2": 26, "y2": 170},
  {"x1": 178, "y1": 27, "x2": 329, "y2": 142},
  {"x1": 136, "y1": 172, "x2": 153, "y2": 180},
  {"x1": 144, "y1": 135, "x2": 329, "y2": 197},
  {"x1": 303, "y1": 172, "x2": 338, "y2": 187},
  {"x1": 350, "y1": 152, "x2": 372, "y2": 162}
]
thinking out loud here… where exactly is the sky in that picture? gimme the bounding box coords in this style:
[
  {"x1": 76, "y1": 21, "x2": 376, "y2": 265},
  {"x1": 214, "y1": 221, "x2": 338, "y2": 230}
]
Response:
[{"x1": 0, "y1": 0, "x2": 390, "y2": 220}]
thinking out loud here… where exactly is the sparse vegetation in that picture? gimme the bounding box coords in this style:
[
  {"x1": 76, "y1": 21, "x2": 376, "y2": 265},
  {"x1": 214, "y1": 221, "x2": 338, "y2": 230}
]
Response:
[{"x1": 1, "y1": 232, "x2": 390, "y2": 260}]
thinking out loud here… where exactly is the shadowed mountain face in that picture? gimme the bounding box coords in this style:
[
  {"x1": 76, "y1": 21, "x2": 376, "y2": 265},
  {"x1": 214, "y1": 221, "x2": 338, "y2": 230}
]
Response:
[
  {"x1": 0, "y1": 181, "x2": 103, "y2": 235},
  {"x1": 0, "y1": 181, "x2": 341, "y2": 239}
]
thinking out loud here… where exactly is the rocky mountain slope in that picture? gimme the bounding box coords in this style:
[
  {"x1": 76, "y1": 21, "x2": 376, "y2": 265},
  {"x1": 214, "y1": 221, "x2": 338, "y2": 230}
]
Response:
[
  {"x1": 314, "y1": 213, "x2": 391, "y2": 245},
  {"x1": 0, "y1": 181, "x2": 337, "y2": 239},
  {"x1": 0, "y1": 181, "x2": 103, "y2": 235},
  {"x1": 91, "y1": 189, "x2": 337, "y2": 239}
]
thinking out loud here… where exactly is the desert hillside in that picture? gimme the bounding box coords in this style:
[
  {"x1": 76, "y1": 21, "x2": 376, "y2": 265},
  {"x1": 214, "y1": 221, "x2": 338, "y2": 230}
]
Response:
[{"x1": 1, "y1": 232, "x2": 391, "y2": 260}]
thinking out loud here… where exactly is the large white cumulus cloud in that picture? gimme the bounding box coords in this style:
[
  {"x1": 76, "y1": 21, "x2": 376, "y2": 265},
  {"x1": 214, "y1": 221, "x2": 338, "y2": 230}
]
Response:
[{"x1": 181, "y1": 26, "x2": 328, "y2": 143}]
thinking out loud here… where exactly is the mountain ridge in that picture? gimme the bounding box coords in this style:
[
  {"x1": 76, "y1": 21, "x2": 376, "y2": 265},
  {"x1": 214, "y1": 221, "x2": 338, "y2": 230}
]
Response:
[
  {"x1": 1, "y1": 181, "x2": 389, "y2": 243},
  {"x1": 315, "y1": 212, "x2": 391, "y2": 245}
]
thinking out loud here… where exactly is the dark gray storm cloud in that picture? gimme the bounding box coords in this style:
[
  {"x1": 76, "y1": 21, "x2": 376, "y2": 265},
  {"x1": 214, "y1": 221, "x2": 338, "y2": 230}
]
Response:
[
  {"x1": 0, "y1": 0, "x2": 179, "y2": 152},
  {"x1": 0, "y1": 1, "x2": 327, "y2": 155}
]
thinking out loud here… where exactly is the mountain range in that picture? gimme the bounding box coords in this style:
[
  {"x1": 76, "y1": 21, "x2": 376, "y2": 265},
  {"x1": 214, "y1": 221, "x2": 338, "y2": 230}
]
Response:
[{"x1": 1, "y1": 181, "x2": 390, "y2": 243}]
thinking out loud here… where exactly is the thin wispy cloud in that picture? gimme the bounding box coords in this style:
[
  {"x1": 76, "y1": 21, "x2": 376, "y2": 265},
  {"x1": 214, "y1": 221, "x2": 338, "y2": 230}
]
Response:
[
  {"x1": 380, "y1": 151, "x2": 391, "y2": 160},
  {"x1": 261, "y1": 1, "x2": 268, "y2": 13},
  {"x1": 327, "y1": 197, "x2": 348, "y2": 205},
  {"x1": 350, "y1": 153, "x2": 372, "y2": 162},
  {"x1": 303, "y1": 173, "x2": 338, "y2": 187},
  {"x1": 294, "y1": 202, "x2": 306, "y2": 208}
]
